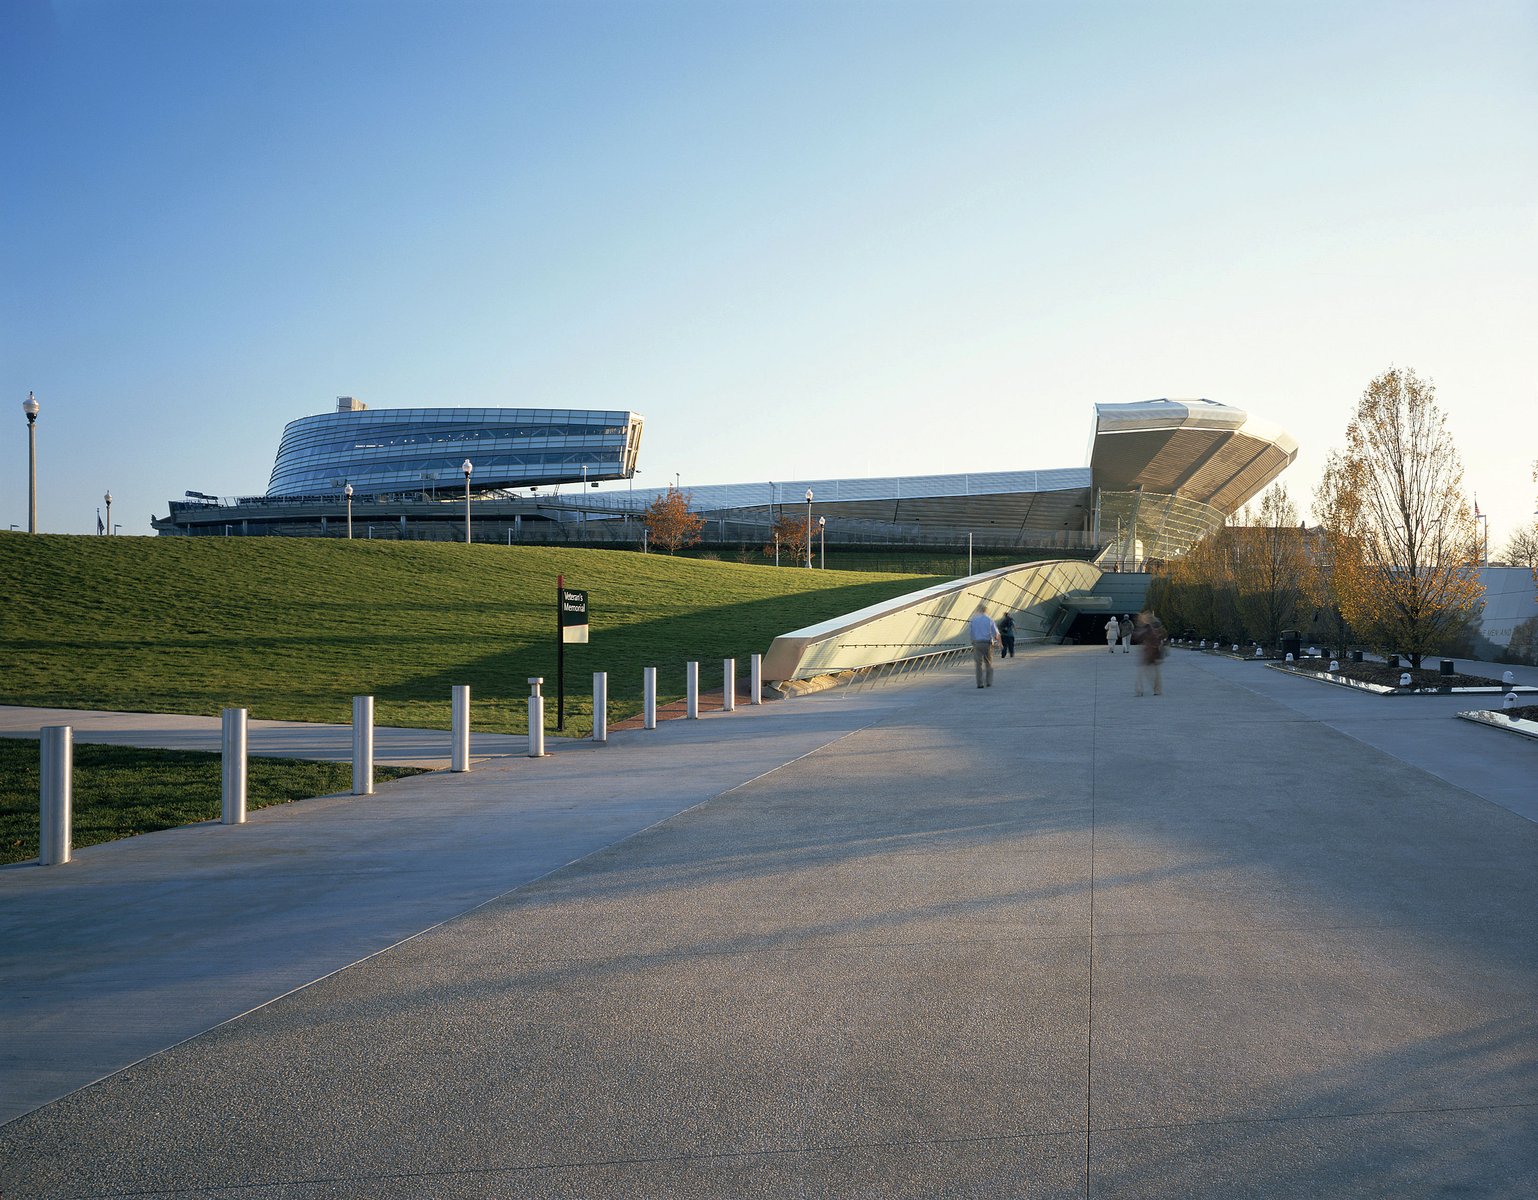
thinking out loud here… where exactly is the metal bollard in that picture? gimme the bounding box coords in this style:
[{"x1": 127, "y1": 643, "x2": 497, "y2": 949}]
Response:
[
  {"x1": 723, "y1": 658, "x2": 736, "y2": 712},
  {"x1": 528, "y1": 677, "x2": 546, "y2": 757},
  {"x1": 221, "y1": 707, "x2": 247, "y2": 824},
  {"x1": 643, "y1": 667, "x2": 657, "y2": 730},
  {"x1": 352, "y1": 695, "x2": 374, "y2": 796},
  {"x1": 451, "y1": 685, "x2": 470, "y2": 773},
  {"x1": 686, "y1": 661, "x2": 699, "y2": 719},
  {"x1": 39, "y1": 725, "x2": 72, "y2": 866},
  {"x1": 750, "y1": 653, "x2": 762, "y2": 705},
  {"x1": 593, "y1": 672, "x2": 608, "y2": 743}
]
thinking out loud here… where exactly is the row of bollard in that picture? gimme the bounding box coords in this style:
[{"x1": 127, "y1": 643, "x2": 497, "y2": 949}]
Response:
[{"x1": 34, "y1": 653, "x2": 765, "y2": 867}]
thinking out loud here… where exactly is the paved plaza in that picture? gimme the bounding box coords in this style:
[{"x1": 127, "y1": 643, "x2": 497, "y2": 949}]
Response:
[{"x1": 1, "y1": 647, "x2": 1535, "y2": 1198}]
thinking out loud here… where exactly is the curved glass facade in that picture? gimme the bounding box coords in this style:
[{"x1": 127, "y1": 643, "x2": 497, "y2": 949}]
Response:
[
  {"x1": 267, "y1": 407, "x2": 643, "y2": 497},
  {"x1": 1094, "y1": 489, "x2": 1227, "y2": 567}
]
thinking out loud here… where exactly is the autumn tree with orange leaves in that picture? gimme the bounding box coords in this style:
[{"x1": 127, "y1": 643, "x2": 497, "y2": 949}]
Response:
[
  {"x1": 1312, "y1": 367, "x2": 1483, "y2": 667},
  {"x1": 642, "y1": 487, "x2": 704, "y2": 555},
  {"x1": 763, "y1": 512, "x2": 812, "y2": 566}
]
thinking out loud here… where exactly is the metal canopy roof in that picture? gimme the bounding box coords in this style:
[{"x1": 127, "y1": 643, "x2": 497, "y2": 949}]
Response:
[{"x1": 1090, "y1": 399, "x2": 1297, "y2": 513}]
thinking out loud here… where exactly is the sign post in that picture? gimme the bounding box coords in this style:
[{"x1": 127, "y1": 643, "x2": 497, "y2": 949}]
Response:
[{"x1": 556, "y1": 575, "x2": 589, "y2": 731}]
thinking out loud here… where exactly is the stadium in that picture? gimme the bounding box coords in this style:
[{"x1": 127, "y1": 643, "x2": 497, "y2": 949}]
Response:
[{"x1": 154, "y1": 397, "x2": 1298, "y2": 567}]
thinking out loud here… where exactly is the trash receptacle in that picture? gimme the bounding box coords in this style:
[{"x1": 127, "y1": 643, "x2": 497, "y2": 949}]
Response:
[
  {"x1": 1281, "y1": 630, "x2": 1301, "y2": 661},
  {"x1": 1350, "y1": 650, "x2": 1364, "y2": 663},
  {"x1": 1440, "y1": 659, "x2": 1455, "y2": 676}
]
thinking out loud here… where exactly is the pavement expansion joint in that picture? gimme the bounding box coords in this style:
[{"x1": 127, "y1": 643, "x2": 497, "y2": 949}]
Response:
[{"x1": 1090, "y1": 1098, "x2": 1538, "y2": 1136}]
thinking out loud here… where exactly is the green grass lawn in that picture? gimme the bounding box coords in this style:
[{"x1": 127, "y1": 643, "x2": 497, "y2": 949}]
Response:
[
  {"x1": 0, "y1": 535, "x2": 943, "y2": 736},
  {"x1": 0, "y1": 739, "x2": 426, "y2": 864}
]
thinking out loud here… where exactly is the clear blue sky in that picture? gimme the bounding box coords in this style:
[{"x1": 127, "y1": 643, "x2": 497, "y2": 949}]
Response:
[{"x1": 4, "y1": 0, "x2": 1534, "y2": 547}]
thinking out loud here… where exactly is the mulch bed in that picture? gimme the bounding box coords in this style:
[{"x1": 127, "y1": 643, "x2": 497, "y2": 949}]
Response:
[
  {"x1": 1281, "y1": 658, "x2": 1505, "y2": 689},
  {"x1": 1169, "y1": 641, "x2": 1512, "y2": 690}
]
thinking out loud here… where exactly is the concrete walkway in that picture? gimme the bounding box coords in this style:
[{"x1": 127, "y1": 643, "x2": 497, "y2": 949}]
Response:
[{"x1": 2, "y1": 647, "x2": 1534, "y2": 1198}]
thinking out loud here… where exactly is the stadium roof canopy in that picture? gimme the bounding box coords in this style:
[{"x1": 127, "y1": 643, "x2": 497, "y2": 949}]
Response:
[{"x1": 1090, "y1": 399, "x2": 1299, "y2": 513}]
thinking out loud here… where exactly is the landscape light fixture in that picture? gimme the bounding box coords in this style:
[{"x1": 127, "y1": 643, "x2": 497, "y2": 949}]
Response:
[
  {"x1": 344, "y1": 483, "x2": 353, "y2": 540},
  {"x1": 462, "y1": 460, "x2": 473, "y2": 544},
  {"x1": 818, "y1": 515, "x2": 826, "y2": 569},
  {"x1": 805, "y1": 489, "x2": 814, "y2": 568},
  {"x1": 104, "y1": 491, "x2": 112, "y2": 535},
  {"x1": 23, "y1": 391, "x2": 39, "y2": 533}
]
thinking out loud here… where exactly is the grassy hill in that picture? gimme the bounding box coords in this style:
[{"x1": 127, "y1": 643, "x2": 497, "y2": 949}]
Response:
[{"x1": 0, "y1": 535, "x2": 943, "y2": 736}]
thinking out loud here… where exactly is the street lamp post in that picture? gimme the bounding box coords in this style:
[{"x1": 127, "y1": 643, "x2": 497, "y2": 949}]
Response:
[
  {"x1": 818, "y1": 516, "x2": 826, "y2": 568},
  {"x1": 23, "y1": 392, "x2": 39, "y2": 533},
  {"x1": 805, "y1": 488, "x2": 813, "y2": 568},
  {"x1": 344, "y1": 484, "x2": 353, "y2": 539},
  {"x1": 462, "y1": 460, "x2": 473, "y2": 544},
  {"x1": 104, "y1": 491, "x2": 112, "y2": 534}
]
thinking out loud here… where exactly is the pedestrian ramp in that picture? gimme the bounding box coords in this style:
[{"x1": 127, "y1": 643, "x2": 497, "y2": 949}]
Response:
[{"x1": 762, "y1": 559, "x2": 1100, "y2": 681}]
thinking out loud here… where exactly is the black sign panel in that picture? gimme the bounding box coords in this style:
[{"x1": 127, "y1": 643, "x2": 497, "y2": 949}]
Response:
[{"x1": 560, "y1": 588, "x2": 589, "y2": 643}]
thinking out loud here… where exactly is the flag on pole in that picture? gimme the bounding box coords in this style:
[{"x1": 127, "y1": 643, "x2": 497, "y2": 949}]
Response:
[{"x1": 97, "y1": 509, "x2": 104, "y2": 535}]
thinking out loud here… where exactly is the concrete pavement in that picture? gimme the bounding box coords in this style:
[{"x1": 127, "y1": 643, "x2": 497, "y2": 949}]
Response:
[{"x1": 1, "y1": 646, "x2": 1534, "y2": 1198}]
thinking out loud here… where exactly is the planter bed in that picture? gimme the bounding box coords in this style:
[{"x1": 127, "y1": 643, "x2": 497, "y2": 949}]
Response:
[
  {"x1": 1457, "y1": 705, "x2": 1538, "y2": 742},
  {"x1": 1169, "y1": 641, "x2": 1284, "y2": 661},
  {"x1": 1266, "y1": 657, "x2": 1538, "y2": 696}
]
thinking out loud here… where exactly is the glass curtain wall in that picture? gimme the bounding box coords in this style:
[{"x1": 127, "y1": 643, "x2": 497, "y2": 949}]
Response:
[{"x1": 1094, "y1": 489, "x2": 1226, "y2": 570}]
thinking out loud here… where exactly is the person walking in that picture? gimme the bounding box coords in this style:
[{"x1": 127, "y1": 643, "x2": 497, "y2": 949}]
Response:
[
  {"x1": 1133, "y1": 610, "x2": 1167, "y2": 696},
  {"x1": 1105, "y1": 615, "x2": 1119, "y2": 653},
  {"x1": 999, "y1": 612, "x2": 1016, "y2": 658},
  {"x1": 1118, "y1": 614, "x2": 1133, "y2": 653},
  {"x1": 967, "y1": 603, "x2": 1001, "y2": 688}
]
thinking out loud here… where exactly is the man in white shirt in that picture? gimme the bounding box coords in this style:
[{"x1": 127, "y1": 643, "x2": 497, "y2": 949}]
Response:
[{"x1": 967, "y1": 603, "x2": 1001, "y2": 688}]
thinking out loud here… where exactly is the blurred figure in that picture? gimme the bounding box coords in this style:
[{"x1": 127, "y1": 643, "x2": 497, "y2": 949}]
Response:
[
  {"x1": 999, "y1": 612, "x2": 1017, "y2": 658},
  {"x1": 1105, "y1": 615, "x2": 1119, "y2": 653},
  {"x1": 967, "y1": 603, "x2": 1001, "y2": 688},
  {"x1": 1133, "y1": 610, "x2": 1167, "y2": 696}
]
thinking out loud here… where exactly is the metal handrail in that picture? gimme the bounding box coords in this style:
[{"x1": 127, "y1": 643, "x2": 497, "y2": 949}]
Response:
[{"x1": 840, "y1": 646, "x2": 973, "y2": 693}]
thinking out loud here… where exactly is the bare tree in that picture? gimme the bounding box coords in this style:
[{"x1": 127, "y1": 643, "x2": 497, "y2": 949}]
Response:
[
  {"x1": 642, "y1": 487, "x2": 704, "y2": 555},
  {"x1": 1155, "y1": 527, "x2": 1239, "y2": 640},
  {"x1": 1313, "y1": 367, "x2": 1483, "y2": 667},
  {"x1": 1233, "y1": 484, "x2": 1308, "y2": 647},
  {"x1": 1506, "y1": 460, "x2": 1538, "y2": 593},
  {"x1": 1503, "y1": 525, "x2": 1538, "y2": 569}
]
